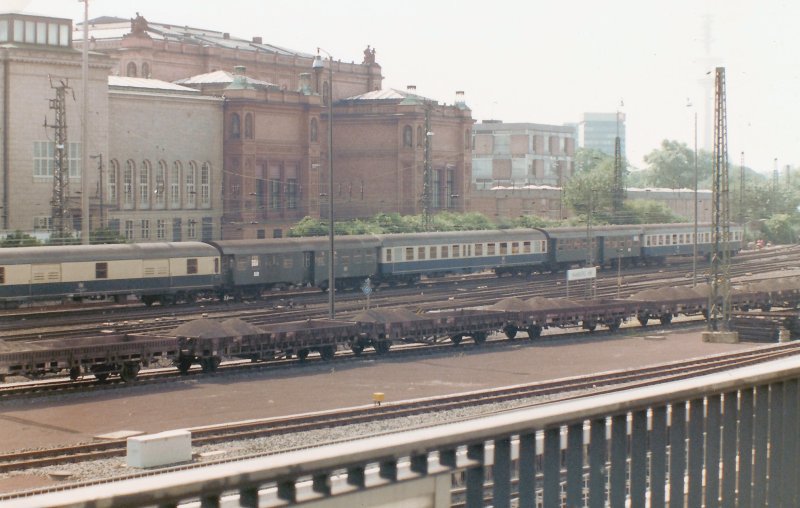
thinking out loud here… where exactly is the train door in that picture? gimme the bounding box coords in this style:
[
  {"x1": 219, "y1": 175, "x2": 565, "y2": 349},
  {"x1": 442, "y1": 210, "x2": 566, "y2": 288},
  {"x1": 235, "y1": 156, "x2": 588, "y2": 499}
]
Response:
[{"x1": 303, "y1": 251, "x2": 315, "y2": 286}]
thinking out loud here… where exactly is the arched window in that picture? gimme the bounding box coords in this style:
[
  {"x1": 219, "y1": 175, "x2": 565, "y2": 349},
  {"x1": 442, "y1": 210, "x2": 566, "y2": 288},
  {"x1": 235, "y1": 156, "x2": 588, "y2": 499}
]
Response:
[
  {"x1": 186, "y1": 161, "x2": 197, "y2": 208},
  {"x1": 310, "y1": 118, "x2": 318, "y2": 142},
  {"x1": 123, "y1": 160, "x2": 134, "y2": 208},
  {"x1": 200, "y1": 162, "x2": 211, "y2": 208},
  {"x1": 107, "y1": 159, "x2": 119, "y2": 206},
  {"x1": 170, "y1": 161, "x2": 182, "y2": 209},
  {"x1": 244, "y1": 113, "x2": 253, "y2": 139},
  {"x1": 154, "y1": 160, "x2": 166, "y2": 208},
  {"x1": 126, "y1": 61, "x2": 137, "y2": 77},
  {"x1": 139, "y1": 160, "x2": 151, "y2": 208},
  {"x1": 417, "y1": 126, "x2": 423, "y2": 147},
  {"x1": 141, "y1": 62, "x2": 150, "y2": 78},
  {"x1": 230, "y1": 113, "x2": 241, "y2": 139},
  {"x1": 403, "y1": 125, "x2": 413, "y2": 148}
]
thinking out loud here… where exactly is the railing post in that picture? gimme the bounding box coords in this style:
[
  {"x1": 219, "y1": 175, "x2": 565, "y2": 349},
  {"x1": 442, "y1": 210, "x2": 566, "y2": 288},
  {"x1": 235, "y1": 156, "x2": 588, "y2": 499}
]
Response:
[
  {"x1": 687, "y1": 398, "x2": 705, "y2": 507},
  {"x1": 518, "y1": 432, "x2": 537, "y2": 507},
  {"x1": 738, "y1": 388, "x2": 755, "y2": 507},
  {"x1": 492, "y1": 437, "x2": 511, "y2": 508},
  {"x1": 588, "y1": 418, "x2": 607, "y2": 508},
  {"x1": 543, "y1": 427, "x2": 561, "y2": 507},
  {"x1": 753, "y1": 384, "x2": 770, "y2": 506},
  {"x1": 650, "y1": 405, "x2": 668, "y2": 508},
  {"x1": 610, "y1": 414, "x2": 627, "y2": 506},
  {"x1": 630, "y1": 409, "x2": 647, "y2": 506},
  {"x1": 668, "y1": 402, "x2": 686, "y2": 508},
  {"x1": 465, "y1": 442, "x2": 485, "y2": 508},
  {"x1": 566, "y1": 422, "x2": 584, "y2": 507},
  {"x1": 768, "y1": 382, "x2": 784, "y2": 507}
]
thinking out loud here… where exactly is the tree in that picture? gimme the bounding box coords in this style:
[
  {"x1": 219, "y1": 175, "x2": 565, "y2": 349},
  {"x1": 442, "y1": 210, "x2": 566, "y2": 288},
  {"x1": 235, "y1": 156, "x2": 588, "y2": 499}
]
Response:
[
  {"x1": 90, "y1": 227, "x2": 127, "y2": 244},
  {"x1": 642, "y1": 140, "x2": 712, "y2": 189},
  {"x1": 0, "y1": 230, "x2": 40, "y2": 248}
]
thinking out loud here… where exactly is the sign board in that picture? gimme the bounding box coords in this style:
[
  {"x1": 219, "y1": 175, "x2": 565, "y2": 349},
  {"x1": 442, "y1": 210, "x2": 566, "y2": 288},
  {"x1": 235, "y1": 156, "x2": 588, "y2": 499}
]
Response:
[
  {"x1": 567, "y1": 267, "x2": 597, "y2": 281},
  {"x1": 361, "y1": 278, "x2": 373, "y2": 296}
]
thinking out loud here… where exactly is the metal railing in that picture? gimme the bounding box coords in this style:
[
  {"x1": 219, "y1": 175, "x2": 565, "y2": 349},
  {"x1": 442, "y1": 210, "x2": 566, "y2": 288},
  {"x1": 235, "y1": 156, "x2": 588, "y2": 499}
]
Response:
[{"x1": 7, "y1": 355, "x2": 800, "y2": 507}]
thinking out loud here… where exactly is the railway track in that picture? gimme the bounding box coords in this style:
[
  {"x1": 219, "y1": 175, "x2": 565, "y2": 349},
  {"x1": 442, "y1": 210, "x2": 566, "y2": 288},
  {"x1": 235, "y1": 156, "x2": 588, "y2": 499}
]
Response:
[
  {"x1": 0, "y1": 245, "x2": 798, "y2": 344},
  {"x1": 1, "y1": 340, "x2": 798, "y2": 498}
]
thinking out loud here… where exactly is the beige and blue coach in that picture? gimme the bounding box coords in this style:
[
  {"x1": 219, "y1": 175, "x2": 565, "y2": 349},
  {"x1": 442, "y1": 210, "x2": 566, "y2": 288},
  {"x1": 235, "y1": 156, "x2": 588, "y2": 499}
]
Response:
[{"x1": 0, "y1": 242, "x2": 220, "y2": 307}]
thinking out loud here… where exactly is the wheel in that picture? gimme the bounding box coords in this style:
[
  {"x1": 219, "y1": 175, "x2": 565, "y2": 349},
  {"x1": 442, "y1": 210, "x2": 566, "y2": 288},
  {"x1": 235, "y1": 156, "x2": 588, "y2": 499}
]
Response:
[
  {"x1": 584, "y1": 321, "x2": 597, "y2": 332},
  {"x1": 503, "y1": 325, "x2": 518, "y2": 340},
  {"x1": 319, "y1": 346, "x2": 335, "y2": 361},
  {"x1": 94, "y1": 372, "x2": 110, "y2": 382},
  {"x1": 91, "y1": 364, "x2": 112, "y2": 382},
  {"x1": 607, "y1": 317, "x2": 622, "y2": 333},
  {"x1": 142, "y1": 296, "x2": 154, "y2": 307},
  {"x1": 351, "y1": 345, "x2": 364, "y2": 356},
  {"x1": 761, "y1": 304, "x2": 772, "y2": 312},
  {"x1": 177, "y1": 357, "x2": 193, "y2": 374},
  {"x1": 374, "y1": 341, "x2": 391, "y2": 355},
  {"x1": 526, "y1": 325, "x2": 542, "y2": 339},
  {"x1": 637, "y1": 313, "x2": 650, "y2": 327},
  {"x1": 200, "y1": 357, "x2": 220, "y2": 373},
  {"x1": 450, "y1": 334, "x2": 463, "y2": 346},
  {"x1": 472, "y1": 332, "x2": 487, "y2": 345},
  {"x1": 68, "y1": 366, "x2": 81, "y2": 381},
  {"x1": 120, "y1": 363, "x2": 140, "y2": 383},
  {"x1": 297, "y1": 349, "x2": 310, "y2": 361},
  {"x1": 659, "y1": 314, "x2": 673, "y2": 325}
]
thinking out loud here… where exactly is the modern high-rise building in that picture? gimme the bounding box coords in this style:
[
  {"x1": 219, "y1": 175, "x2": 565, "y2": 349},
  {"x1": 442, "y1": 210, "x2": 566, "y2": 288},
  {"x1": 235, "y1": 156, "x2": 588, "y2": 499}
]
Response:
[{"x1": 578, "y1": 112, "x2": 626, "y2": 157}]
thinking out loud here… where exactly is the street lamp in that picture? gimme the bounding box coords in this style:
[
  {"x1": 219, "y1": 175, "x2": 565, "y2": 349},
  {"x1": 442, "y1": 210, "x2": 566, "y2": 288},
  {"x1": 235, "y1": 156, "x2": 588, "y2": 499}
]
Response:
[
  {"x1": 313, "y1": 49, "x2": 335, "y2": 318},
  {"x1": 687, "y1": 99, "x2": 698, "y2": 287}
]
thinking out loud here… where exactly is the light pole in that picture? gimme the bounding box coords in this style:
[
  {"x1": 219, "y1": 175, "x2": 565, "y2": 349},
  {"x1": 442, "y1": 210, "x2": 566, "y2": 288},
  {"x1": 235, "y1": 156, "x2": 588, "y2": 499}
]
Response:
[
  {"x1": 80, "y1": 0, "x2": 90, "y2": 244},
  {"x1": 687, "y1": 99, "x2": 698, "y2": 287},
  {"x1": 90, "y1": 154, "x2": 103, "y2": 230},
  {"x1": 313, "y1": 49, "x2": 335, "y2": 318}
]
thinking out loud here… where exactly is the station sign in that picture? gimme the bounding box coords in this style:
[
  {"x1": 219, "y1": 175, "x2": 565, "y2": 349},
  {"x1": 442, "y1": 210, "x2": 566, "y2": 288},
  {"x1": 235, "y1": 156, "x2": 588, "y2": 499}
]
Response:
[{"x1": 567, "y1": 267, "x2": 597, "y2": 281}]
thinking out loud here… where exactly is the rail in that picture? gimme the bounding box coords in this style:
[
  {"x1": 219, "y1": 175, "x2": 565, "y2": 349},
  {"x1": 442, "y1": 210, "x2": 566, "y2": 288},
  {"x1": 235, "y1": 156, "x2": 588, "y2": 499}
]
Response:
[{"x1": 6, "y1": 355, "x2": 800, "y2": 507}]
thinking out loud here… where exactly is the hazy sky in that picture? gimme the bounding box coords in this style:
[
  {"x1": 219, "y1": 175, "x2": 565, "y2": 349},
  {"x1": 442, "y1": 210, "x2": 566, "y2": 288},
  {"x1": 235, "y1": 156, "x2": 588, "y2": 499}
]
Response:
[{"x1": 10, "y1": 0, "x2": 800, "y2": 174}]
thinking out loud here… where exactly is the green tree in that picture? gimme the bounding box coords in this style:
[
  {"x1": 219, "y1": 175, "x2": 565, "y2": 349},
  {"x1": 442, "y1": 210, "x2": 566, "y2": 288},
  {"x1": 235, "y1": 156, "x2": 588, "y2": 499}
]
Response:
[
  {"x1": 90, "y1": 227, "x2": 127, "y2": 244},
  {"x1": 0, "y1": 230, "x2": 40, "y2": 248},
  {"x1": 642, "y1": 140, "x2": 712, "y2": 189},
  {"x1": 763, "y1": 214, "x2": 797, "y2": 244},
  {"x1": 46, "y1": 232, "x2": 80, "y2": 245}
]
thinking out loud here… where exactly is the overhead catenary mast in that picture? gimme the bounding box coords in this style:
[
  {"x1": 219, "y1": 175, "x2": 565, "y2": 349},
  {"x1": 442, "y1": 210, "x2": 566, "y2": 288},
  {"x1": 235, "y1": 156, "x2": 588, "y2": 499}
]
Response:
[{"x1": 46, "y1": 78, "x2": 73, "y2": 241}]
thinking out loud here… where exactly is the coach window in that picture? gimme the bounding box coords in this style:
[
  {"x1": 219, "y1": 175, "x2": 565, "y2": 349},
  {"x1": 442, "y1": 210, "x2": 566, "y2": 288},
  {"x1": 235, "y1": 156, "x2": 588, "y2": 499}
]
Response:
[
  {"x1": 214, "y1": 258, "x2": 219, "y2": 273},
  {"x1": 452, "y1": 245, "x2": 460, "y2": 258},
  {"x1": 475, "y1": 244, "x2": 483, "y2": 256},
  {"x1": 465, "y1": 245, "x2": 471, "y2": 256},
  {"x1": 418, "y1": 247, "x2": 426, "y2": 260},
  {"x1": 511, "y1": 242, "x2": 519, "y2": 254},
  {"x1": 251, "y1": 255, "x2": 259, "y2": 268},
  {"x1": 487, "y1": 243, "x2": 496, "y2": 256},
  {"x1": 441, "y1": 246, "x2": 449, "y2": 258},
  {"x1": 523, "y1": 241, "x2": 531, "y2": 254},
  {"x1": 385, "y1": 249, "x2": 392, "y2": 262},
  {"x1": 499, "y1": 243, "x2": 508, "y2": 255},
  {"x1": 0, "y1": 267, "x2": 5, "y2": 284},
  {"x1": 405, "y1": 247, "x2": 414, "y2": 261},
  {"x1": 95, "y1": 262, "x2": 108, "y2": 279},
  {"x1": 187, "y1": 259, "x2": 198, "y2": 275},
  {"x1": 429, "y1": 246, "x2": 437, "y2": 259},
  {"x1": 672, "y1": 234, "x2": 678, "y2": 245}
]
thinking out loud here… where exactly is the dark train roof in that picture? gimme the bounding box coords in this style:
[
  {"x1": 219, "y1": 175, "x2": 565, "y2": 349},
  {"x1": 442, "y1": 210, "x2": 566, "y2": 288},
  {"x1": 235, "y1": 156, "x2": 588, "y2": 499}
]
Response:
[
  {"x1": 375, "y1": 229, "x2": 547, "y2": 247},
  {"x1": 208, "y1": 235, "x2": 381, "y2": 255},
  {"x1": 544, "y1": 225, "x2": 644, "y2": 239},
  {"x1": 0, "y1": 241, "x2": 218, "y2": 265}
]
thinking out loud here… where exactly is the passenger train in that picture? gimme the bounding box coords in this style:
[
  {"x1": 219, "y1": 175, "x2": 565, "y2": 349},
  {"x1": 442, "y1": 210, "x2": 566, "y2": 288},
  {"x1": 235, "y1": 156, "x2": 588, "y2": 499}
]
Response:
[{"x1": 0, "y1": 223, "x2": 743, "y2": 307}]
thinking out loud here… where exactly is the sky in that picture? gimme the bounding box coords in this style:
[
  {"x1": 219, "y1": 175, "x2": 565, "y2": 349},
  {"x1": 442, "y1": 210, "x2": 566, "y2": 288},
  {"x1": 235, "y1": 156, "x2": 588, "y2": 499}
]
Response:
[{"x1": 9, "y1": 0, "x2": 800, "y2": 174}]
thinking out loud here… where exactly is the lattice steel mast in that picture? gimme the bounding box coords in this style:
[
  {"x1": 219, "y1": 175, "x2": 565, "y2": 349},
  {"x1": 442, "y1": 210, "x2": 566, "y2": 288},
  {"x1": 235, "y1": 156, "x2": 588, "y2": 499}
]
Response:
[
  {"x1": 611, "y1": 106, "x2": 625, "y2": 223},
  {"x1": 46, "y1": 78, "x2": 73, "y2": 239},
  {"x1": 708, "y1": 67, "x2": 731, "y2": 331},
  {"x1": 422, "y1": 104, "x2": 433, "y2": 230}
]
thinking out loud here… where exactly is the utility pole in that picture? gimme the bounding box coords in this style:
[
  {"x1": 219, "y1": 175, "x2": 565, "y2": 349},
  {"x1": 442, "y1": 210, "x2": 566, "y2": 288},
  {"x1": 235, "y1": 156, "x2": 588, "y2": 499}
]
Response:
[
  {"x1": 46, "y1": 78, "x2": 73, "y2": 240},
  {"x1": 422, "y1": 104, "x2": 433, "y2": 230},
  {"x1": 708, "y1": 67, "x2": 731, "y2": 332},
  {"x1": 611, "y1": 104, "x2": 625, "y2": 223}
]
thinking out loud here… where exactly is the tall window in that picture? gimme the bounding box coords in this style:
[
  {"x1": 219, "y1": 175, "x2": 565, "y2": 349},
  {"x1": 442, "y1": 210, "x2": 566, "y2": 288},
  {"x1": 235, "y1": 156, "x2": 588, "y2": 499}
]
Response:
[
  {"x1": 244, "y1": 113, "x2": 253, "y2": 139},
  {"x1": 139, "y1": 160, "x2": 151, "y2": 208},
  {"x1": 403, "y1": 125, "x2": 413, "y2": 147},
  {"x1": 200, "y1": 162, "x2": 211, "y2": 208},
  {"x1": 141, "y1": 219, "x2": 150, "y2": 239},
  {"x1": 187, "y1": 219, "x2": 197, "y2": 239},
  {"x1": 310, "y1": 118, "x2": 318, "y2": 142},
  {"x1": 156, "y1": 219, "x2": 166, "y2": 240},
  {"x1": 287, "y1": 178, "x2": 298, "y2": 209},
  {"x1": 230, "y1": 113, "x2": 241, "y2": 139},
  {"x1": 432, "y1": 169, "x2": 441, "y2": 208},
  {"x1": 124, "y1": 219, "x2": 134, "y2": 239},
  {"x1": 141, "y1": 62, "x2": 150, "y2": 78},
  {"x1": 154, "y1": 160, "x2": 166, "y2": 208},
  {"x1": 186, "y1": 161, "x2": 197, "y2": 208},
  {"x1": 446, "y1": 168, "x2": 455, "y2": 209},
  {"x1": 170, "y1": 161, "x2": 182, "y2": 208},
  {"x1": 107, "y1": 159, "x2": 118, "y2": 205},
  {"x1": 123, "y1": 160, "x2": 134, "y2": 208},
  {"x1": 126, "y1": 61, "x2": 137, "y2": 77},
  {"x1": 270, "y1": 179, "x2": 281, "y2": 210}
]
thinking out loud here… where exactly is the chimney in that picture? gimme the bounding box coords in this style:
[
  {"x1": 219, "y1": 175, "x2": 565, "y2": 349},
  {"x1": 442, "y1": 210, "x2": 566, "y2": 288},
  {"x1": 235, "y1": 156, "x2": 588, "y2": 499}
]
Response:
[
  {"x1": 407, "y1": 85, "x2": 417, "y2": 93},
  {"x1": 223, "y1": 33, "x2": 230, "y2": 39},
  {"x1": 455, "y1": 91, "x2": 465, "y2": 104},
  {"x1": 252, "y1": 36, "x2": 262, "y2": 44}
]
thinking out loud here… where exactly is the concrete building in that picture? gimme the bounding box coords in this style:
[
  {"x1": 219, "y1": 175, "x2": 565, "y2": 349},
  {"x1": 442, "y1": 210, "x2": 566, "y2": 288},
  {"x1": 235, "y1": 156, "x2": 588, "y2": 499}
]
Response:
[
  {"x1": 472, "y1": 121, "x2": 575, "y2": 188},
  {"x1": 0, "y1": 12, "x2": 112, "y2": 237},
  {"x1": 107, "y1": 77, "x2": 224, "y2": 242},
  {"x1": 578, "y1": 112, "x2": 626, "y2": 157}
]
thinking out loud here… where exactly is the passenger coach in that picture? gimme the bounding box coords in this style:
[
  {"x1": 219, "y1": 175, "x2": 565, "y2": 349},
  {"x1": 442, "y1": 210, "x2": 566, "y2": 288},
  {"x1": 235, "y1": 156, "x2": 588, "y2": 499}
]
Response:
[
  {"x1": 375, "y1": 229, "x2": 549, "y2": 283},
  {"x1": 0, "y1": 242, "x2": 220, "y2": 307},
  {"x1": 641, "y1": 223, "x2": 743, "y2": 262}
]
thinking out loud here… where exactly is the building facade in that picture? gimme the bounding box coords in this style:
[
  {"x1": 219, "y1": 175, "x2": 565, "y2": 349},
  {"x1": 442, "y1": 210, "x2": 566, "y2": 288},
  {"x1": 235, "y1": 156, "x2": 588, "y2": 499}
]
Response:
[
  {"x1": 578, "y1": 112, "x2": 626, "y2": 157},
  {"x1": 472, "y1": 121, "x2": 575, "y2": 189}
]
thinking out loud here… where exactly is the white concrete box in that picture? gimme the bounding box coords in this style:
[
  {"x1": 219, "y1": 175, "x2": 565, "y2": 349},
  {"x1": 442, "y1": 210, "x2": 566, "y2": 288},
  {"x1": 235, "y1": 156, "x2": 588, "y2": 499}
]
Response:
[{"x1": 127, "y1": 429, "x2": 192, "y2": 468}]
